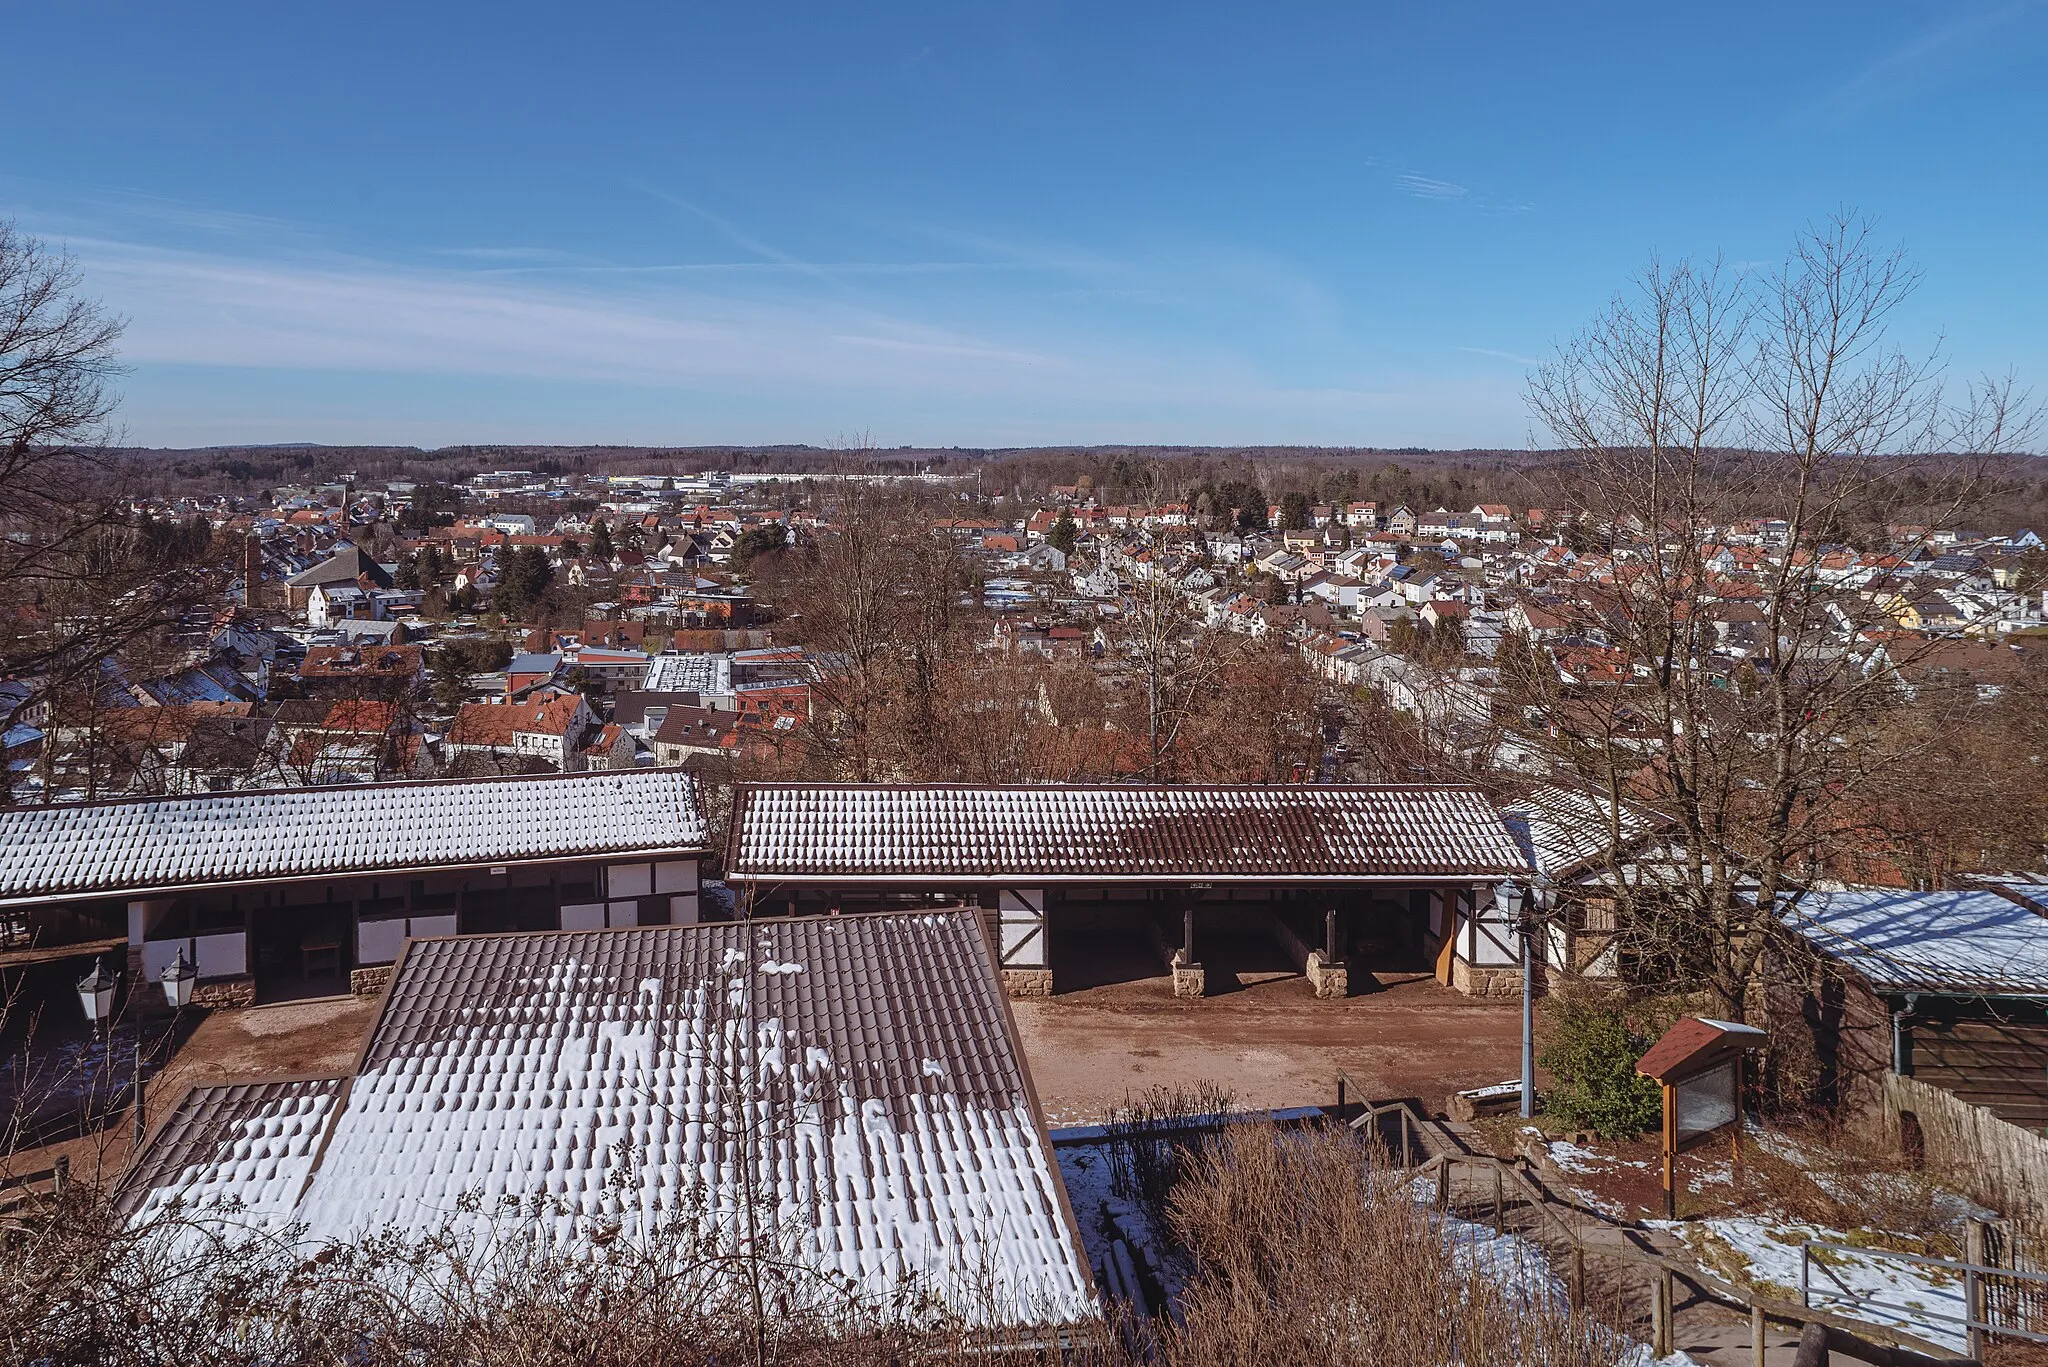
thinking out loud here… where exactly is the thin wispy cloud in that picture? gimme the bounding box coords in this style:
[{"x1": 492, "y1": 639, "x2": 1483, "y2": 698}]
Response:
[
  {"x1": 1397, "y1": 173, "x2": 1468, "y2": 200},
  {"x1": 2, "y1": 184, "x2": 1533, "y2": 446},
  {"x1": 1825, "y1": 2, "x2": 2037, "y2": 119},
  {"x1": 1457, "y1": 345, "x2": 1543, "y2": 367},
  {"x1": 1366, "y1": 159, "x2": 1532, "y2": 216},
  {"x1": 637, "y1": 186, "x2": 832, "y2": 281},
  {"x1": 434, "y1": 246, "x2": 610, "y2": 264},
  {"x1": 462, "y1": 259, "x2": 1063, "y2": 278},
  {"x1": 53, "y1": 232, "x2": 1426, "y2": 425}
]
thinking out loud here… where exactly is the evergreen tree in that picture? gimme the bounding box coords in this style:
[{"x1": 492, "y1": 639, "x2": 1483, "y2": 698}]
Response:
[
  {"x1": 495, "y1": 546, "x2": 555, "y2": 620},
  {"x1": 1047, "y1": 508, "x2": 1079, "y2": 554},
  {"x1": 588, "y1": 519, "x2": 615, "y2": 560}
]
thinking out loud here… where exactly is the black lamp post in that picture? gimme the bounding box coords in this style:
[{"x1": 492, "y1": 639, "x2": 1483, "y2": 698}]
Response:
[
  {"x1": 75, "y1": 949, "x2": 197, "y2": 1151},
  {"x1": 160, "y1": 948, "x2": 197, "y2": 1011},
  {"x1": 75, "y1": 959, "x2": 118, "y2": 1029}
]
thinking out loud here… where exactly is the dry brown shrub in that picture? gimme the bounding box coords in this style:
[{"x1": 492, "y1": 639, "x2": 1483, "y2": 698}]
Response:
[{"x1": 1157, "y1": 1123, "x2": 1632, "y2": 1367}]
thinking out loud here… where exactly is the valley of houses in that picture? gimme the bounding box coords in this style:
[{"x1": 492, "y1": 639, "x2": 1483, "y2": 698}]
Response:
[
  {"x1": 5, "y1": 464, "x2": 2039, "y2": 803},
  {"x1": 5, "y1": 464, "x2": 2048, "y2": 1351}
]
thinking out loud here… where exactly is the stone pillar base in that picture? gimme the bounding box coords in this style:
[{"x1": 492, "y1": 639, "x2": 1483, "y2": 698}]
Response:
[
  {"x1": 1449, "y1": 958, "x2": 1522, "y2": 999},
  {"x1": 1002, "y1": 968, "x2": 1053, "y2": 998},
  {"x1": 351, "y1": 965, "x2": 394, "y2": 998},
  {"x1": 1171, "y1": 963, "x2": 1206, "y2": 998},
  {"x1": 1306, "y1": 951, "x2": 1349, "y2": 999},
  {"x1": 193, "y1": 975, "x2": 256, "y2": 1009}
]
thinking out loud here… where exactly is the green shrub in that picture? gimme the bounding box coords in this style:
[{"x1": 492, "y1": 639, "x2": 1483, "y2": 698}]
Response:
[{"x1": 1539, "y1": 998, "x2": 1663, "y2": 1138}]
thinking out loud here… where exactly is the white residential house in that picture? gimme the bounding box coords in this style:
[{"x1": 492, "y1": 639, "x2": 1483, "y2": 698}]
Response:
[
  {"x1": 445, "y1": 694, "x2": 599, "y2": 772},
  {"x1": 1469, "y1": 505, "x2": 1514, "y2": 543},
  {"x1": 1304, "y1": 576, "x2": 1366, "y2": 612},
  {"x1": 1256, "y1": 550, "x2": 1312, "y2": 583},
  {"x1": 306, "y1": 582, "x2": 379, "y2": 628},
  {"x1": 1203, "y1": 532, "x2": 1248, "y2": 565},
  {"x1": 1070, "y1": 562, "x2": 1119, "y2": 599}
]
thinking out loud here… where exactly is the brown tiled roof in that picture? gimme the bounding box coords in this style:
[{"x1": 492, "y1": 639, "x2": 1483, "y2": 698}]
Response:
[
  {"x1": 116, "y1": 1077, "x2": 345, "y2": 1216},
  {"x1": 727, "y1": 783, "x2": 1532, "y2": 882},
  {"x1": 119, "y1": 913, "x2": 1093, "y2": 1325},
  {"x1": 299, "y1": 645, "x2": 424, "y2": 679},
  {"x1": 652, "y1": 705, "x2": 735, "y2": 748},
  {"x1": 446, "y1": 694, "x2": 586, "y2": 747}
]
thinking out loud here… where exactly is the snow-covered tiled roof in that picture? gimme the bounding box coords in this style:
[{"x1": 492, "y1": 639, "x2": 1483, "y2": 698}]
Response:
[
  {"x1": 0, "y1": 770, "x2": 707, "y2": 903},
  {"x1": 1779, "y1": 885, "x2": 2048, "y2": 995},
  {"x1": 120, "y1": 912, "x2": 1094, "y2": 1328},
  {"x1": 643, "y1": 652, "x2": 732, "y2": 695},
  {"x1": 1500, "y1": 785, "x2": 1662, "y2": 881},
  {"x1": 122, "y1": 1078, "x2": 343, "y2": 1221},
  {"x1": 727, "y1": 783, "x2": 1531, "y2": 881}
]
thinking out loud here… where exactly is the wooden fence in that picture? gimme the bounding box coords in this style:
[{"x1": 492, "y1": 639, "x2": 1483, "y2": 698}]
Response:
[{"x1": 1887, "y1": 1073, "x2": 2048, "y2": 1227}]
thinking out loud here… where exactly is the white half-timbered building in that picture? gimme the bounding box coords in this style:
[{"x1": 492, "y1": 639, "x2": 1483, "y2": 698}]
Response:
[{"x1": 725, "y1": 783, "x2": 1533, "y2": 999}]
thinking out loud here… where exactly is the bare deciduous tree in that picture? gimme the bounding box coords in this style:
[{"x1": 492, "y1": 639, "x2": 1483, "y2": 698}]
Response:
[
  {"x1": 1518, "y1": 212, "x2": 2040, "y2": 1017},
  {"x1": 1109, "y1": 576, "x2": 1225, "y2": 781},
  {"x1": 0, "y1": 223, "x2": 227, "y2": 802}
]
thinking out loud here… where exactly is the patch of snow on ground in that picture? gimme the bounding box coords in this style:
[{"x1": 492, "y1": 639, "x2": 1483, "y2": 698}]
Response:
[
  {"x1": 1651, "y1": 1218, "x2": 1966, "y2": 1352},
  {"x1": 1052, "y1": 1139, "x2": 1183, "y2": 1316},
  {"x1": 1538, "y1": 1139, "x2": 1645, "y2": 1218},
  {"x1": 1546, "y1": 1138, "x2": 1651, "y2": 1173}
]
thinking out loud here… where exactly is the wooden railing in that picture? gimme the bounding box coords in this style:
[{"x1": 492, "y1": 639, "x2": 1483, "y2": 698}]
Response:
[{"x1": 1330, "y1": 1076, "x2": 1975, "y2": 1365}]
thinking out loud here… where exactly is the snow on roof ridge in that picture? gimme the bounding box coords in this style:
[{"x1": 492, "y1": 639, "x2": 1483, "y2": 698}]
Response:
[{"x1": 0, "y1": 769, "x2": 707, "y2": 901}]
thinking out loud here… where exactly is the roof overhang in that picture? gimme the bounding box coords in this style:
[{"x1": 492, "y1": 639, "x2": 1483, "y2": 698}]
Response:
[
  {"x1": 0, "y1": 843, "x2": 709, "y2": 910},
  {"x1": 729, "y1": 871, "x2": 1518, "y2": 888}
]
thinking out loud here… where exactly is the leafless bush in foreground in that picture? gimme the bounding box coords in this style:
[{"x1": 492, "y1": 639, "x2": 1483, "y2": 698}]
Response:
[
  {"x1": 3, "y1": 1121, "x2": 1634, "y2": 1366},
  {"x1": 1159, "y1": 1123, "x2": 1631, "y2": 1366}
]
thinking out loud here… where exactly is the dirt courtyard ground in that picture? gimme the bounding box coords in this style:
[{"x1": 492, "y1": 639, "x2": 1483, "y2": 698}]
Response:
[
  {"x1": 157, "y1": 993, "x2": 381, "y2": 1093},
  {"x1": 1011, "y1": 969, "x2": 1528, "y2": 1127},
  {"x1": 159, "y1": 972, "x2": 1529, "y2": 1133},
  {"x1": 12, "y1": 961, "x2": 1526, "y2": 1184}
]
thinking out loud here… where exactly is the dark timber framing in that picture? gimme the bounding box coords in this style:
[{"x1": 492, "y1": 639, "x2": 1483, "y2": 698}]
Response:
[{"x1": 725, "y1": 782, "x2": 1534, "y2": 1000}]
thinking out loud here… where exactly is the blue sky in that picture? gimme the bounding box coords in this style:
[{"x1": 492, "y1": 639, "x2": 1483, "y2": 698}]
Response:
[{"x1": 4, "y1": 1, "x2": 2044, "y2": 450}]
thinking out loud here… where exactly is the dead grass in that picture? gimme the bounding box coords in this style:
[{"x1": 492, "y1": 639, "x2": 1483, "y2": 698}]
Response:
[
  {"x1": 1733, "y1": 1126, "x2": 1977, "y2": 1256},
  {"x1": 1156, "y1": 1123, "x2": 1632, "y2": 1366}
]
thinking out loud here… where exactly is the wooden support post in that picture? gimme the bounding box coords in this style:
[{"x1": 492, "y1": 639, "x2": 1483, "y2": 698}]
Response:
[
  {"x1": 1662, "y1": 1082, "x2": 1678, "y2": 1221},
  {"x1": 1570, "y1": 1244, "x2": 1586, "y2": 1311},
  {"x1": 1324, "y1": 905, "x2": 1339, "y2": 963},
  {"x1": 1492, "y1": 1167, "x2": 1504, "y2": 1234},
  {"x1": 1792, "y1": 1321, "x2": 1827, "y2": 1367},
  {"x1": 53, "y1": 1155, "x2": 69, "y2": 1197},
  {"x1": 1436, "y1": 1155, "x2": 1451, "y2": 1210},
  {"x1": 1651, "y1": 1270, "x2": 1673, "y2": 1358},
  {"x1": 1182, "y1": 904, "x2": 1195, "y2": 963},
  {"x1": 1966, "y1": 1217, "x2": 1988, "y2": 1360},
  {"x1": 1400, "y1": 1111, "x2": 1412, "y2": 1169},
  {"x1": 1751, "y1": 1306, "x2": 1766, "y2": 1367}
]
